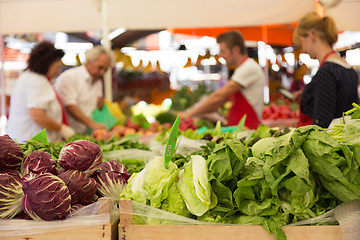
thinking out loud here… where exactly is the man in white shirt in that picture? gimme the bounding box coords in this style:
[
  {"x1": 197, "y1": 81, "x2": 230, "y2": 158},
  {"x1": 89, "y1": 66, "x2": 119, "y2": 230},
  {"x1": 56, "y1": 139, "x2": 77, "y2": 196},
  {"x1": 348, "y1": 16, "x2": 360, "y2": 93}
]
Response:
[
  {"x1": 56, "y1": 45, "x2": 114, "y2": 134},
  {"x1": 181, "y1": 31, "x2": 264, "y2": 129}
]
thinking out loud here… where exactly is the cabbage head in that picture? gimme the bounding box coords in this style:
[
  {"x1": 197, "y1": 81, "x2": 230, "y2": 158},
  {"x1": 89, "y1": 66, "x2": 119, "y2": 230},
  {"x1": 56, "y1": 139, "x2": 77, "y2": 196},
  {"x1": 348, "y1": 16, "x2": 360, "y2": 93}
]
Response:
[
  {"x1": 22, "y1": 173, "x2": 71, "y2": 220},
  {"x1": 58, "y1": 140, "x2": 102, "y2": 176},
  {"x1": 94, "y1": 161, "x2": 129, "y2": 202},
  {"x1": 176, "y1": 155, "x2": 212, "y2": 216},
  {"x1": 0, "y1": 135, "x2": 23, "y2": 171},
  {"x1": 0, "y1": 170, "x2": 23, "y2": 218},
  {"x1": 21, "y1": 150, "x2": 57, "y2": 175},
  {"x1": 58, "y1": 170, "x2": 97, "y2": 205},
  {"x1": 143, "y1": 156, "x2": 179, "y2": 208},
  {"x1": 120, "y1": 169, "x2": 147, "y2": 204}
]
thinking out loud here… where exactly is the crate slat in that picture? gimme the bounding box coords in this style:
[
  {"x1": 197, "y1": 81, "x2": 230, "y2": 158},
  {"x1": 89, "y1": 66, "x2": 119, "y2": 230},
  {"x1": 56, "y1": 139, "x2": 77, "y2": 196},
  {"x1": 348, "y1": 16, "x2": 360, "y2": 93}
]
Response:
[{"x1": 119, "y1": 200, "x2": 343, "y2": 240}]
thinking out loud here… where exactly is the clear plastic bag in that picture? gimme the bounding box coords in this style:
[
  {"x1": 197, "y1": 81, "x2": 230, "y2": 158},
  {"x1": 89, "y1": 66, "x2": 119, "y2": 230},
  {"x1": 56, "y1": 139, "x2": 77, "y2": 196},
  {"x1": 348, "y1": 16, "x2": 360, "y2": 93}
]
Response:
[
  {"x1": 150, "y1": 136, "x2": 208, "y2": 156},
  {"x1": 0, "y1": 197, "x2": 118, "y2": 237},
  {"x1": 102, "y1": 148, "x2": 156, "y2": 163}
]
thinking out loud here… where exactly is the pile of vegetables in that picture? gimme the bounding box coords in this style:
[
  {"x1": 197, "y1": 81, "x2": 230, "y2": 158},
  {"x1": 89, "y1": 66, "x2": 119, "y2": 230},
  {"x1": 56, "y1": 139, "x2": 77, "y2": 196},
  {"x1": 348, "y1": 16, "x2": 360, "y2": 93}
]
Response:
[
  {"x1": 262, "y1": 101, "x2": 298, "y2": 120},
  {"x1": 0, "y1": 136, "x2": 130, "y2": 221},
  {"x1": 92, "y1": 114, "x2": 172, "y2": 141},
  {"x1": 120, "y1": 124, "x2": 360, "y2": 240}
]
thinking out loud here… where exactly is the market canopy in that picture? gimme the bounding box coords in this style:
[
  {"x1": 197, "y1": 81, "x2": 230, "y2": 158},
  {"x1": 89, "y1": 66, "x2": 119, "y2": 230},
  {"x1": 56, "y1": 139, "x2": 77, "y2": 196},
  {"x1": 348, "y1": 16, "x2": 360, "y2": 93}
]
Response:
[
  {"x1": 1, "y1": 0, "x2": 359, "y2": 36},
  {"x1": 0, "y1": 0, "x2": 317, "y2": 35}
]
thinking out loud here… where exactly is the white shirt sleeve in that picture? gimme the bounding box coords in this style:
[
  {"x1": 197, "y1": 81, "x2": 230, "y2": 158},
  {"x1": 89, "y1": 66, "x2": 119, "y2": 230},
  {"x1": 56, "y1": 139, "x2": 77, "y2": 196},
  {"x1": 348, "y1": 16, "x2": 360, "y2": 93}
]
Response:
[
  {"x1": 231, "y1": 60, "x2": 261, "y2": 88},
  {"x1": 55, "y1": 71, "x2": 79, "y2": 106}
]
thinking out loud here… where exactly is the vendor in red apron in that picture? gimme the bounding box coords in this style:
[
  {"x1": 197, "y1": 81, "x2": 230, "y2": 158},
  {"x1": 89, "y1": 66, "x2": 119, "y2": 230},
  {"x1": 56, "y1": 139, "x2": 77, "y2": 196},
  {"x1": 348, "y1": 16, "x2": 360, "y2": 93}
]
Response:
[{"x1": 180, "y1": 31, "x2": 265, "y2": 129}]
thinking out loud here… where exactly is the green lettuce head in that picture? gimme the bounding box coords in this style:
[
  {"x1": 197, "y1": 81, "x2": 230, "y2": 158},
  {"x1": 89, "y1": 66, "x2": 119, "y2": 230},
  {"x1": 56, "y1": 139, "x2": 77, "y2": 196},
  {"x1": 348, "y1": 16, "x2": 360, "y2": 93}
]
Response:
[
  {"x1": 143, "y1": 156, "x2": 179, "y2": 208},
  {"x1": 176, "y1": 155, "x2": 212, "y2": 216},
  {"x1": 120, "y1": 169, "x2": 147, "y2": 204}
]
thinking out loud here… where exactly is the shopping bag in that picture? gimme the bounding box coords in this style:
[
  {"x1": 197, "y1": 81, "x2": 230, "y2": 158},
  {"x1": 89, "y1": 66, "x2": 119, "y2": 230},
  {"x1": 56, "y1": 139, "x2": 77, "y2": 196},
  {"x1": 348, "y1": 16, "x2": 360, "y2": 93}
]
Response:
[
  {"x1": 92, "y1": 105, "x2": 117, "y2": 130},
  {"x1": 105, "y1": 99, "x2": 126, "y2": 125}
]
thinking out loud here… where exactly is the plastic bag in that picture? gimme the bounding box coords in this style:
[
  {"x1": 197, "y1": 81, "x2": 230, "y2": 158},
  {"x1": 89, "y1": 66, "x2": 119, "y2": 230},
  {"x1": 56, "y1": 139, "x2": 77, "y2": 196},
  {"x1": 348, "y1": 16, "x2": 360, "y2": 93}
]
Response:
[
  {"x1": 0, "y1": 198, "x2": 118, "y2": 237},
  {"x1": 102, "y1": 148, "x2": 156, "y2": 163},
  {"x1": 105, "y1": 99, "x2": 125, "y2": 124},
  {"x1": 150, "y1": 136, "x2": 208, "y2": 156},
  {"x1": 92, "y1": 105, "x2": 117, "y2": 130}
]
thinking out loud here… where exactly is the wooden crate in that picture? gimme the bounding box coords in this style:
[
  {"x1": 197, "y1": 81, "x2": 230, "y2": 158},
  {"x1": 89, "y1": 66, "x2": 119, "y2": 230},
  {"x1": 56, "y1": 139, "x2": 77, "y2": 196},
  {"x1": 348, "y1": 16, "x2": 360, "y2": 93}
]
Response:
[
  {"x1": 0, "y1": 198, "x2": 118, "y2": 240},
  {"x1": 119, "y1": 200, "x2": 343, "y2": 240}
]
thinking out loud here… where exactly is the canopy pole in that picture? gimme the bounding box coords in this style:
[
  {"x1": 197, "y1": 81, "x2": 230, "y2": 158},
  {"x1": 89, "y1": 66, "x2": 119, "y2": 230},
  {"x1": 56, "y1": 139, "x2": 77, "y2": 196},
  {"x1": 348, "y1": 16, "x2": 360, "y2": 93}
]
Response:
[
  {"x1": 0, "y1": 34, "x2": 7, "y2": 135},
  {"x1": 101, "y1": 0, "x2": 113, "y2": 101}
]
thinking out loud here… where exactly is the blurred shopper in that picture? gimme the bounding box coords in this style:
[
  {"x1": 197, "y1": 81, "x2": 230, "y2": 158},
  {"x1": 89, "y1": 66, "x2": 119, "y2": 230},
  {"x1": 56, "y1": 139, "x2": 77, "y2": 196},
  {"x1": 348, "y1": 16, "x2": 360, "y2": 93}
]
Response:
[
  {"x1": 55, "y1": 45, "x2": 114, "y2": 134},
  {"x1": 7, "y1": 41, "x2": 75, "y2": 143},
  {"x1": 293, "y1": 12, "x2": 359, "y2": 128},
  {"x1": 180, "y1": 30, "x2": 265, "y2": 129}
]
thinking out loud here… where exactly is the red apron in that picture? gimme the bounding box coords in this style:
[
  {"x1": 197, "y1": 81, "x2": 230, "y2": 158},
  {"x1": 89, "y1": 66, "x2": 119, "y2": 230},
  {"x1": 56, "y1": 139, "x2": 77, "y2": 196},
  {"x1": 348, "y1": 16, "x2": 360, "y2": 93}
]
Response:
[
  {"x1": 47, "y1": 77, "x2": 68, "y2": 126},
  {"x1": 227, "y1": 91, "x2": 260, "y2": 129}
]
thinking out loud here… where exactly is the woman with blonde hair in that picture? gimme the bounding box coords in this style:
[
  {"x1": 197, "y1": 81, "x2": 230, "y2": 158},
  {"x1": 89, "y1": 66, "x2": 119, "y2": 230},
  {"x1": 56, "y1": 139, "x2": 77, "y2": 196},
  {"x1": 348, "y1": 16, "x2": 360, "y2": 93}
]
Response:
[{"x1": 293, "y1": 12, "x2": 359, "y2": 128}]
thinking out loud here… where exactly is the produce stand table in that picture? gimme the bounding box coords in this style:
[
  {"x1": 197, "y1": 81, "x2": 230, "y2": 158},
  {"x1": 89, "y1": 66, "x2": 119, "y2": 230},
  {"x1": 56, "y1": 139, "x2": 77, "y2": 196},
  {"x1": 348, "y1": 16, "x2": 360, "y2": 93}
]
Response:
[
  {"x1": 0, "y1": 198, "x2": 118, "y2": 240},
  {"x1": 118, "y1": 200, "x2": 343, "y2": 240}
]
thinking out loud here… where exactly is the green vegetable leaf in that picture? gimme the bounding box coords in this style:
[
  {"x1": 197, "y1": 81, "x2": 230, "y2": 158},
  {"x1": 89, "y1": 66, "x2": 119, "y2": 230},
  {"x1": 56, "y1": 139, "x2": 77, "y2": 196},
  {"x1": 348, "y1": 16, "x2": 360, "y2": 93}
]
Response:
[
  {"x1": 31, "y1": 129, "x2": 48, "y2": 144},
  {"x1": 164, "y1": 114, "x2": 180, "y2": 169}
]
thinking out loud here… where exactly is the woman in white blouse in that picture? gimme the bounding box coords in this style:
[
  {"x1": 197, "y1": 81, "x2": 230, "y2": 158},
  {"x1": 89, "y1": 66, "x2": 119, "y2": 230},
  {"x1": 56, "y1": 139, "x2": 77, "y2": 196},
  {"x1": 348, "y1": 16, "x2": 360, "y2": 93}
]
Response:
[{"x1": 7, "y1": 41, "x2": 75, "y2": 143}]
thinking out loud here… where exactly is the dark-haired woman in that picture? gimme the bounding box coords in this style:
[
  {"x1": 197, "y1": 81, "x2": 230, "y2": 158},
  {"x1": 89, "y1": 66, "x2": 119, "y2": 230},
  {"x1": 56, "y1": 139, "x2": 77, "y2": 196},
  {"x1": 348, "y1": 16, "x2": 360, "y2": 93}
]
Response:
[{"x1": 7, "y1": 41, "x2": 75, "y2": 142}]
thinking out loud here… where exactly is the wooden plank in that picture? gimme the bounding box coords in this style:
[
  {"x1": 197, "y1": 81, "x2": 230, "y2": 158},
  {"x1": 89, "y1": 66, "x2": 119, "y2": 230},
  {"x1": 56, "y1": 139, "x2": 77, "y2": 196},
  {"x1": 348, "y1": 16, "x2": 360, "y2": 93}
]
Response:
[
  {"x1": 0, "y1": 223, "x2": 112, "y2": 240},
  {"x1": 119, "y1": 225, "x2": 343, "y2": 240},
  {"x1": 119, "y1": 199, "x2": 133, "y2": 225}
]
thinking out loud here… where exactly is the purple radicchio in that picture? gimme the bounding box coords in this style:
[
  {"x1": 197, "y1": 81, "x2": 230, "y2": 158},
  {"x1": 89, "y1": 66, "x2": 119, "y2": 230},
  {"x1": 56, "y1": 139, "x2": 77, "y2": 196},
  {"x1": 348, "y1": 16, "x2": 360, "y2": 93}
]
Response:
[
  {"x1": 22, "y1": 172, "x2": 71, "y2": 221},
  {"x1": 0, "y1": 135, "x2": 23, "y2": 171},
  {"x1": 58, "y1": 140, "x2": 102, "y2": 176},
  {"x1": 58, "y1": 170, "x2": 97, "y2": 205},
  {"x1": 21, "y1": 150, "x2": 57, "y2": 175},
  {"x1": 69, "y1": 203, "x2": 84, "y2": 213},
  {"x1": 0, "y1": 170, "x2": 24, "y2": 219},
  {"x1": 94, "y1": 160, "x2": 130, "y2": 202}
]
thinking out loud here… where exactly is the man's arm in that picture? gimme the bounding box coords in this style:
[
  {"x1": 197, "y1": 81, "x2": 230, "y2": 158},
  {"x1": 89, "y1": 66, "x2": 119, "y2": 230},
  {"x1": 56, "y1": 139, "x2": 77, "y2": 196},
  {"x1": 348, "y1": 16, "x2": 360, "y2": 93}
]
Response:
[
  {"x1": 66, "y1": 104, "x2": 107, "y2": 130},
  {"x1": 181, "y1": 80, "x2": 242, "y2": 119}
]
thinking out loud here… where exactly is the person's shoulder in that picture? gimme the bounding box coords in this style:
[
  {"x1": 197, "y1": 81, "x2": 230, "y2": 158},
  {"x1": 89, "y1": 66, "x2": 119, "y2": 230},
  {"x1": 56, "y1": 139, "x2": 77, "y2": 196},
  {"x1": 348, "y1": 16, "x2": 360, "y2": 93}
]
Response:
[
  {"x1": 60, "y1": 65, "x2": 83, "y2": 75},
  {"x1": 324, "y1": 59, "x2": 352, "y2": 69},
  {"x1": 57, "y1": 66, "x2": 84, "y2": 83},
  {"x1": 243, "y1": 58, "x2": 262, "y2": 70},
  {"x1": 20, "y1": 71, "x2": 47, "y2": 84}
]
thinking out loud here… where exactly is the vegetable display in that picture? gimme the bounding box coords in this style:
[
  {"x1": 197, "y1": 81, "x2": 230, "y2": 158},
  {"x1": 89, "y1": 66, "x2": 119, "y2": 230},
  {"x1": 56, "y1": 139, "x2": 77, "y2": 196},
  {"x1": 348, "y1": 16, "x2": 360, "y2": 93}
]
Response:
[
  {"x1": 0, "y1": 135, "x2": 132, "y2": 221},
  {"x1": 2, "y1": 102, "x2": 360, "y2": 240},
  {"x1": 121, "y1": 124, "x2": 360, "y2": 240}
]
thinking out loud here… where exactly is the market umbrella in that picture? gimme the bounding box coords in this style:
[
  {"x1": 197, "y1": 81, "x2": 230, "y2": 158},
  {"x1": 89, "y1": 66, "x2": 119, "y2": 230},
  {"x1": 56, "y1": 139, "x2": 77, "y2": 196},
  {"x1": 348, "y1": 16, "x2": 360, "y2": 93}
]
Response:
[{"x1": 0, "y1": 0, "x2": 317, "y2": 34}]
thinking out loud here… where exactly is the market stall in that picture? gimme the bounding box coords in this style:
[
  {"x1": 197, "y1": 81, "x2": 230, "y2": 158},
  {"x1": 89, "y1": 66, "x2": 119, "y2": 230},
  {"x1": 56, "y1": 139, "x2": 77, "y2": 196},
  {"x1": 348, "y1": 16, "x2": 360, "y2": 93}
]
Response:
[{"x1": 1, "y1": 0, "x2": 360, "y2": 239}]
